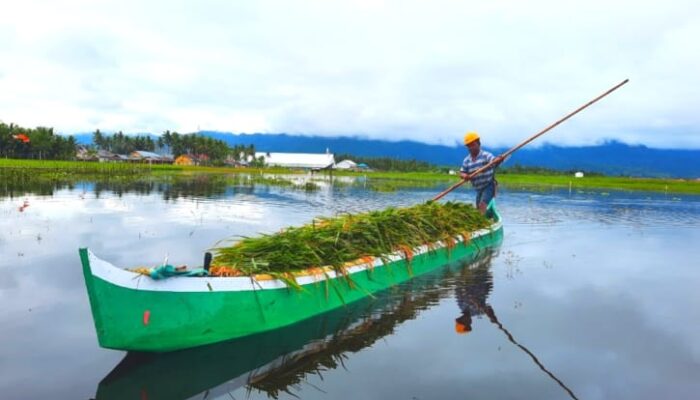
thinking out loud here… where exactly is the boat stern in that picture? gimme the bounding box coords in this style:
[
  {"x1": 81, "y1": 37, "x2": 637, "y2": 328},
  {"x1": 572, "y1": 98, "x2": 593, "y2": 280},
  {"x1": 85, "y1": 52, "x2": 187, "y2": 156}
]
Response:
[{"x1": 79, "y1": 248, "x2": 110, "y2": 349}]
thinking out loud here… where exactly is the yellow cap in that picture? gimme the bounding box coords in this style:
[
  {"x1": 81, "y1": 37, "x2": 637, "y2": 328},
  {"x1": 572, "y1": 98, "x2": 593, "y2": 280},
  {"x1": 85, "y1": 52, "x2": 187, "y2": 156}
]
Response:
[{"x1": 464, "y1": 131, "x2": 480, "y2": 146}]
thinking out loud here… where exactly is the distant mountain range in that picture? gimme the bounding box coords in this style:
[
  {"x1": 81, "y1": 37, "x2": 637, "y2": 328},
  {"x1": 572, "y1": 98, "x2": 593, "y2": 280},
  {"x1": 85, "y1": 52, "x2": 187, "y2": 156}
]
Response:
[{"x1": 72, "y1": 132, "x2": 700, "y2": 178}]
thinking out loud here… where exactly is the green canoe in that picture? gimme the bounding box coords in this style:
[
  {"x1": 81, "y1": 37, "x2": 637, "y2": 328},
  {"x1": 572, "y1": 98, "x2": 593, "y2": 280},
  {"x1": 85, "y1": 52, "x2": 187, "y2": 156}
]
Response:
[
  {"x1": 95, "y1": 252, "x2": 497, "y2": 399},
  {"x1": 80, "y1": 204, "x2": 503, "y2": 352}
]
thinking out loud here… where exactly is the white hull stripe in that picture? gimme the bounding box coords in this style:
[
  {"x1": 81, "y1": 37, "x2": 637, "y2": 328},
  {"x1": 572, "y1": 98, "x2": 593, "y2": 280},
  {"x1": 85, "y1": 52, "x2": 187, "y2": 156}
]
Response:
[{"x1": 87, "y1": 222, "x2": 501, "y2": 293}]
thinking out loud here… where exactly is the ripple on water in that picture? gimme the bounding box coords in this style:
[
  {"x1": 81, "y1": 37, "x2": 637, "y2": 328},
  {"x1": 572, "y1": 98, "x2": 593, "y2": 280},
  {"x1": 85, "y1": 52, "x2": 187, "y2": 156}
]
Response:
[{"x1": 503, "y1": 190, "x2": 700, "y2": 229}]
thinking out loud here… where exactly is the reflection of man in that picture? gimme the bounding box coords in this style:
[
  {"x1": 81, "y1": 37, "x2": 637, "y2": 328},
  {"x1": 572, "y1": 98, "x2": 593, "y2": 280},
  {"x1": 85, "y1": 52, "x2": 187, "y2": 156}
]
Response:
[
  {"x1": 454, "y1": 254, "x2": 497, "y2": 334},
  {"x1": 453, "y1": 257, "x2": 580, "y2": 400}
]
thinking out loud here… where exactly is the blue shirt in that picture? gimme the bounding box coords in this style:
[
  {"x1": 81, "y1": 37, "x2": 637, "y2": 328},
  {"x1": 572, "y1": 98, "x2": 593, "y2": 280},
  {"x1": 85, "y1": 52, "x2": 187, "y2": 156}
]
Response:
[{"x1": 460, "y1": 150, "x2": 496, "y2": 190}]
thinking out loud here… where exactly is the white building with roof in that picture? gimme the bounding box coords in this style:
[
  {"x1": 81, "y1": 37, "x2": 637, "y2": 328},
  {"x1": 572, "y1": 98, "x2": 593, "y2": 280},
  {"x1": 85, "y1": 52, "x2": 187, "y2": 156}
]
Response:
[
  {"x1": 255, "y1": 151, "x2": 335, "y2": 170},
  {"x1": 335, "y1": 159, "x2": 357, "y2": 170}
]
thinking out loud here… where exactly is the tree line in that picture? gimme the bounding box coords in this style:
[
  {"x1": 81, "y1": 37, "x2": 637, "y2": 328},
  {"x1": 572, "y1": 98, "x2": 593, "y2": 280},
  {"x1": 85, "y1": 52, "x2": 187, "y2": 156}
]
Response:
[
  {"x1": 159, "y1": 131, "x2": 255, "y2": 163},
  {"x1": 335, "y1": 153, "x2": 436, "y2": 172},
  {"x1": 1, "y1": 122, "x2": 77, "y2": 160},
  {"x1": 92, "y1": 130, "x2": 156, "y2": 153},
  {"x1": 92, "y1": 130, "x2": 257, "y2": 164},
  {"x1": 1, "y1": 121, "x2": 261, "y2": 165},
  {"x1": 499, "y1": 164, "x2": 603, "y2": 176}
]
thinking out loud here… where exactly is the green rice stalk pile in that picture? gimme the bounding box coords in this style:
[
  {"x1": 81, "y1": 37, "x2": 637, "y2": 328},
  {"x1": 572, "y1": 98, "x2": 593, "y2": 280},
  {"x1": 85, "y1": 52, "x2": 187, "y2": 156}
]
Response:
[{"x1": 213, "y1": 201, "x2": 491, "y2": 275}]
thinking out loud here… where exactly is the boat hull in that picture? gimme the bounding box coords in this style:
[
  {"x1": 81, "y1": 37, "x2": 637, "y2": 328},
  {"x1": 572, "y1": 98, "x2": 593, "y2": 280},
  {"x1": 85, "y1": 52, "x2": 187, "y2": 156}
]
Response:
[
  {"x1": 80, "y1": 214, "x2": 503, "y2": 352},
  {"x1": 95, "y1": 253, "x2": 496, "y2": 399}
]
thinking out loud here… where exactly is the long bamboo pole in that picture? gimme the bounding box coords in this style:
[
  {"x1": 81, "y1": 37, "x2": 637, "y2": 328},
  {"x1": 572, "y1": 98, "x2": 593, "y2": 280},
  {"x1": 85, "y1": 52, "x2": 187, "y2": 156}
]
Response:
[{"x1": 432, "y1": 79, "x2": 629, "y2": 202}]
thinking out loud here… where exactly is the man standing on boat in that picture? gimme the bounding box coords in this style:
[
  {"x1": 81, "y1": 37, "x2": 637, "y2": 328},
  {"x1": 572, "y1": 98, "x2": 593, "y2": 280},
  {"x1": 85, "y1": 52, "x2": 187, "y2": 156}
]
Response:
[{"x1": 460, "y1": 131, "x2": 504, "y2": 214}]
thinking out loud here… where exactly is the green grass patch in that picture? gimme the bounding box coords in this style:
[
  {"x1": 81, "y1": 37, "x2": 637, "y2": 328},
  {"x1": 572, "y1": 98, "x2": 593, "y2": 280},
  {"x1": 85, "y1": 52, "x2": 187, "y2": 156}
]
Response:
[
  {"x1": 497, "y1": 174, "x2": 700, "y2": 195},
  {"x1": 0, "y1": 158, "x2": 154, "y2": 175},
  {"x1": 3, "y1": 158, "x2": 699, "y2": 195}
]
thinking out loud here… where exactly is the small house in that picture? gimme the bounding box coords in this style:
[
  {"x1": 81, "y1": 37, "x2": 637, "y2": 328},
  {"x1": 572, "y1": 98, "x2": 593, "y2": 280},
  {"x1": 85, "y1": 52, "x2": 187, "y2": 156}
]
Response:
[
  {"x1": 76, "y1": 146, "x2": 97, "y2": 161},
  {"x1": 97, "y1": 150, "x2": 121, "y2": 162},
  {"x1": 130, "y1": 150, "x2": 167, "y2": 163},
  {"x1": 335, "y1": 159, "x2": 357, "y2": 170},
  {"x1": 174, "y1": 155, "x2": 195, "y2": 166}
]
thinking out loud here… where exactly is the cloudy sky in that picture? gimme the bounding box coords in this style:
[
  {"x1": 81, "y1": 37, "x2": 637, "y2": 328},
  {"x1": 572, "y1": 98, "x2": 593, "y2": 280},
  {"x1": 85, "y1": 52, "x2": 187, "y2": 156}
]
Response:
[{"x1": 1, "y1": 0, "x2": 698, "y2": 148}]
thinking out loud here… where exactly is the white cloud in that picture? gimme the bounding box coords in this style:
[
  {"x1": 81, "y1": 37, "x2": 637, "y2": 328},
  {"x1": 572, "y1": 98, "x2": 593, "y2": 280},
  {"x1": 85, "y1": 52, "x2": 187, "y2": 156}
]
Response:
[{"x1": 1, "y1": 0, "x2": 699, "y2": 148}]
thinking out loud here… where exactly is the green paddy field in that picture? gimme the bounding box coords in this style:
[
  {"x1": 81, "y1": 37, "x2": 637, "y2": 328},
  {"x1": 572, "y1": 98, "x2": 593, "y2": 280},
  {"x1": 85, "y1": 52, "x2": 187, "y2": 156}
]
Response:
[{"x1": 2, "y1": 158, "x2": 698, "y2": 195}]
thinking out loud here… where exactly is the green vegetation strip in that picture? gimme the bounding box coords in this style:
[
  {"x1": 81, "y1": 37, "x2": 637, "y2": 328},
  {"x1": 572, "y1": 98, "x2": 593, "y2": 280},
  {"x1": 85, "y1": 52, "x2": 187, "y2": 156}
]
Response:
[
  {"x1": 213, "y1": 201, "x2": 491, "y2": 276},
  {"x1": 0, "y1": 159, "x2": 154, "y2": 175},
  {"x1": 498, "y1": 174, "x2": 700, "y2": 195},
  {"x1": 3, "y1": 159, "x2": 699, "y2": 195},
  {"x1": 0, "y1": 159, "x2": 305, "y2": 175},
  {"x1": 348, "y1": 171, "x2": 700, "y2": 195}
]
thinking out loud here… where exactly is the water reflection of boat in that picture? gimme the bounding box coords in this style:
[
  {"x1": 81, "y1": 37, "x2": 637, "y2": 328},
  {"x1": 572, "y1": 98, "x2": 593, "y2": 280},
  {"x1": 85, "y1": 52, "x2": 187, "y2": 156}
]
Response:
[
  {"x1": 94, "y1": 253, "x2": 497, "y2": 400},
  {"x1": 79, "y1": 203, "x2": 503, "y2": 352}
]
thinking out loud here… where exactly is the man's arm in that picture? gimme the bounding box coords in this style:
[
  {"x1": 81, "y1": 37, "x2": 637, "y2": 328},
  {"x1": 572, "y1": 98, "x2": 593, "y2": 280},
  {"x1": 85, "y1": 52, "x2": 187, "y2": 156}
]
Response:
[{"x1": 459, "y1": 158, "x2": 470, "y2": 180}]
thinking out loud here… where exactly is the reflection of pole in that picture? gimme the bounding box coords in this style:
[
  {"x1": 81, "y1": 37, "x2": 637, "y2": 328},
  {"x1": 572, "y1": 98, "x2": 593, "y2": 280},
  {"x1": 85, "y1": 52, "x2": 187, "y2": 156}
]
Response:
[{"x1": 486, "y1": 306, "x2": 579, "y2": 400}]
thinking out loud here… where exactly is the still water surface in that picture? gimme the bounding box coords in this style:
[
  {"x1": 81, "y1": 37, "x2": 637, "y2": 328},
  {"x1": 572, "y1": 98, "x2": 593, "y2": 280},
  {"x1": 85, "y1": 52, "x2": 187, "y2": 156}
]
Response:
[{"x1": 1, "y1": 177, "x2": 699, "y2": 399}]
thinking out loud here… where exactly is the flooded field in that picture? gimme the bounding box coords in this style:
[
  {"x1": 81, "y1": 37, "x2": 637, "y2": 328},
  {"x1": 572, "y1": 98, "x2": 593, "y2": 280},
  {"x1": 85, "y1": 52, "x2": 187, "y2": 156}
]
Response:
[{"x1": 1, "y1": 176, "x2": 699, "y2": 399}]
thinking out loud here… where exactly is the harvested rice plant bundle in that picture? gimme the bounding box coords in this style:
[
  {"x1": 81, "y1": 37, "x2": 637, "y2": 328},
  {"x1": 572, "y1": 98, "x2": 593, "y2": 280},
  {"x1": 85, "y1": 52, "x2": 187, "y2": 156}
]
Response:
[{"x1": 212, "y1": 201, "x2": 491, "y2": 277}]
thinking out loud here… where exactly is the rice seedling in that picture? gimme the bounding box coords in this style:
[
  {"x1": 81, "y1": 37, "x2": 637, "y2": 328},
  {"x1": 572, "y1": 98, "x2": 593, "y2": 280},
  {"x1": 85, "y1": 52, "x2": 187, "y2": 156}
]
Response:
[{"x1": 212, "y1": 201, "x2": 492, "y2": 276}]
